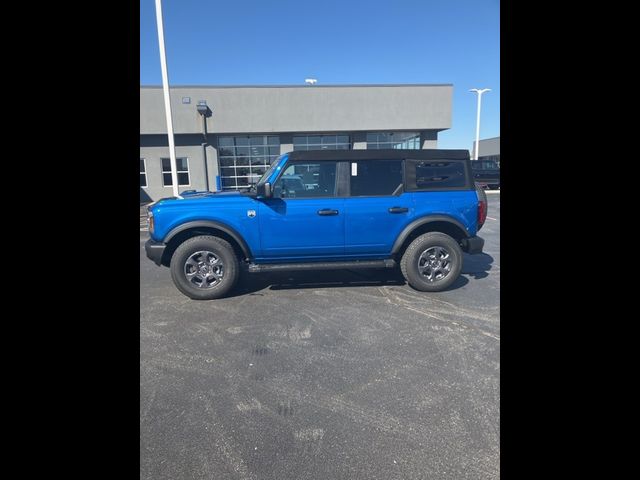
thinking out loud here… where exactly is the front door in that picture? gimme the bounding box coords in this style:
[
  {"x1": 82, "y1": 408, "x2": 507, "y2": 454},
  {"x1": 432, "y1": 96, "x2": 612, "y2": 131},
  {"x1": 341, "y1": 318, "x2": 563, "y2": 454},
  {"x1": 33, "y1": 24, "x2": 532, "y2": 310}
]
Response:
[{"x1": 257, "y1": 160, "x2": 344, "y2": 261}]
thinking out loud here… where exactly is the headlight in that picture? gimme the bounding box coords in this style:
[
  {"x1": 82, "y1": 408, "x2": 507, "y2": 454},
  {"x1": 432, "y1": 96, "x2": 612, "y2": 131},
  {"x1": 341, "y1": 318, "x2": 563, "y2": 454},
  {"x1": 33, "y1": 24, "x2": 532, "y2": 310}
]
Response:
[{"x1": 148, "y1": 210, "x2": 154, "y2": 234}]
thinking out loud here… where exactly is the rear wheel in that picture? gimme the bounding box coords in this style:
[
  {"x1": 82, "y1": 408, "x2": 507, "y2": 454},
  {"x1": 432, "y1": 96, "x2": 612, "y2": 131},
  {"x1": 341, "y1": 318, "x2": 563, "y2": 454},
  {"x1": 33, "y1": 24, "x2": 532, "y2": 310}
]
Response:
[
  {"x1": 170, "y1": 235, "x2": 239, "y2": 300},
  {"x1": 400, "y1": 232, "x2": 463, "y2": 292}
]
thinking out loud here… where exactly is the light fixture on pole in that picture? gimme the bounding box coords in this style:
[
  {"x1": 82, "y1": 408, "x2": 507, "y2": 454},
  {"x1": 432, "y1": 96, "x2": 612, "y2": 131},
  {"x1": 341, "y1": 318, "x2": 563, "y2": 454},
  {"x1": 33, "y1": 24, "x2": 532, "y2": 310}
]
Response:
[
  {"x1": 154, "y1": 0, "x2": 181, "y2": 198},
  {"x1": 196, "y1": 101, "x2": 213, "y2": 192},
  {"x1": 469, "y1": 88, "x2": 491, "y2": 161}
]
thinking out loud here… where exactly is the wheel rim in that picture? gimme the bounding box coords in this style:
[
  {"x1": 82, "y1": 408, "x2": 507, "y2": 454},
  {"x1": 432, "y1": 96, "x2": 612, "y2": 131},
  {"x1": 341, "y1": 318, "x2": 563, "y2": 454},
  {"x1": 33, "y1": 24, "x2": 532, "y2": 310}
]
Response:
[
  {"x1": 184, "y1": 251, "x2": 224, "y2": 289},
  {"x1": 418, "y1": 246, "x2": 452, "y2": 282}
]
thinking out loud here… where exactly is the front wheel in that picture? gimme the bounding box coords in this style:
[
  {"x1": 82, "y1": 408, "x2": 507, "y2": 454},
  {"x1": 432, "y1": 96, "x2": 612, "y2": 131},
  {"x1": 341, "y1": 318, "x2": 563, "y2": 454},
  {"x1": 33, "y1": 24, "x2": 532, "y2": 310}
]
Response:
[
  {"x1": 170, "y1": 235, "x2": 239, "y2": 300},
  {"x1": 400, "y1": 232, "x2": 463, "y2": 292}
]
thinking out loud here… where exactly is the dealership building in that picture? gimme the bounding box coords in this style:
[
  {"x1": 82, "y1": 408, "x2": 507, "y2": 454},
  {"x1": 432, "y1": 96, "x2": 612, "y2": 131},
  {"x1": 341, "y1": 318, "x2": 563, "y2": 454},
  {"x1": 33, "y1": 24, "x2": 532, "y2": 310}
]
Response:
[
  {"x1": 472, "y1": 136, "x2": 500, "y2": 166},
  {"x1": 140, "y1": 84, "x2": 453, "y2": 202}
]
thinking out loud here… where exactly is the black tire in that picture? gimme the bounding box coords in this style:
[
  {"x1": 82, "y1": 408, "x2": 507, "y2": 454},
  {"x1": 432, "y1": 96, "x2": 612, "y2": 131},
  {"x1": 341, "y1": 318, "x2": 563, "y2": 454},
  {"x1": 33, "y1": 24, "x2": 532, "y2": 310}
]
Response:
[
  {"x1": 400, "y1": 232, "x2": 463, "y2": 292},
  {"x1": 170, "y1": 235, "x2": 239, "y2": 300}
]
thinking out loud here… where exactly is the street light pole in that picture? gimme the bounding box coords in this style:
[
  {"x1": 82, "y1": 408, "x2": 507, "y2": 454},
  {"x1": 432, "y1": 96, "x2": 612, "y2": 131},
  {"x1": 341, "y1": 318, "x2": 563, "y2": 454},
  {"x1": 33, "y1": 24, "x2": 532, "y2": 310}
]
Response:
[
  {"x1": 470, "y1": 88, "x2": 491, "y2": 161},
  {"x1": 154, "y1": 0, "x2": 181, "y2": 198}
]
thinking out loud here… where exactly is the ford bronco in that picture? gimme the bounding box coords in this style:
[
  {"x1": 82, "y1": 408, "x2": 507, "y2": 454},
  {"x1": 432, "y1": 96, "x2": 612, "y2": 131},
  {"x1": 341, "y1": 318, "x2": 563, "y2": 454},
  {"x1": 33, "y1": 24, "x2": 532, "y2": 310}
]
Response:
[{"x1": 144, "y1": 149, "x2": 487, "y2": 299}]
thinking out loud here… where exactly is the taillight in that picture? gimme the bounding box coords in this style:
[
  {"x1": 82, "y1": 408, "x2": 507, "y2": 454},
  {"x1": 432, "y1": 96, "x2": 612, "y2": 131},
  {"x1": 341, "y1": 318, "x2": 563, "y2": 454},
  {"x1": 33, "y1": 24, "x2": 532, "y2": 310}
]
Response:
[
  {"x1": 475, "y1": 182, "x2": 488, "y2": 230},
  {"x1": 478, "y1": 199, "x2": 487, "y2": 227}
]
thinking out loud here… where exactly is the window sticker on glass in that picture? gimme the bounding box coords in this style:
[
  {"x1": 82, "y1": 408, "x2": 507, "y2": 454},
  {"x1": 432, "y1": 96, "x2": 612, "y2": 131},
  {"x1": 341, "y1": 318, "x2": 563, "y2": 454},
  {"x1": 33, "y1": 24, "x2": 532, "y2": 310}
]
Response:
[{"x1": 351, "y1": 162, "x2": 358, "y2": 176}]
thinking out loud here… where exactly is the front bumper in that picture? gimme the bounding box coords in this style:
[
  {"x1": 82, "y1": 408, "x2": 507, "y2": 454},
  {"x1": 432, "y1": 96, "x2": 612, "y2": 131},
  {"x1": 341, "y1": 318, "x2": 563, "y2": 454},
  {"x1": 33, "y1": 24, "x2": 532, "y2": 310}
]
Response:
[
  {"x1": 145, "y1": 239, "x2": 166, "y2": 266},
  {"x1": 461, "y1": 236, "x2": 484, "y2": 254}
]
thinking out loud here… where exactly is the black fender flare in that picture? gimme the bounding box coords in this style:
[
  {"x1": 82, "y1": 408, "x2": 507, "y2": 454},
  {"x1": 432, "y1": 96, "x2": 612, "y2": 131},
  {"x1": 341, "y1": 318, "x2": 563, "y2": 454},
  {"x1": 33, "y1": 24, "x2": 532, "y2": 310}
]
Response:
[
  {"x1": 164, "y1": 220, "x2": 253, "y2": 259},
  {"x1": 391, "y1": 215, "x2": 470, "y2": 255}
]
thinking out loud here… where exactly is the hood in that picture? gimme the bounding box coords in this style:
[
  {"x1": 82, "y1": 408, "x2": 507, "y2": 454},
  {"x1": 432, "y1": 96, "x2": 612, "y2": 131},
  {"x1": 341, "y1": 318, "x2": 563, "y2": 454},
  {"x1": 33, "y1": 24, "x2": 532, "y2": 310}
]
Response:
[
  {"x1": 147, "y1": 189, "x2": 258, "y2": 242},
  {"x1": 150, "y1": 190, "x2": 245, "y2": 208}
]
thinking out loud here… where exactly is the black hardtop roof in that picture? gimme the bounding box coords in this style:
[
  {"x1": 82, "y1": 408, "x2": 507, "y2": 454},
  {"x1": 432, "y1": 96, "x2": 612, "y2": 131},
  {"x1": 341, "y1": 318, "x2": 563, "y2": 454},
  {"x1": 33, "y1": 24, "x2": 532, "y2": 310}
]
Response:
[{"x1": 286, "y1": 149, "x2": 470, "y2": 161}]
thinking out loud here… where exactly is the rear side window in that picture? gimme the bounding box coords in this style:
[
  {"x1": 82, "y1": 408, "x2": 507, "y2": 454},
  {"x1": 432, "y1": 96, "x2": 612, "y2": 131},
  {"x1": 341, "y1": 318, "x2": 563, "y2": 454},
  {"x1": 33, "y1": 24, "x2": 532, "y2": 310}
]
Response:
[
  {"x1": 405, "y1": 159, "x2": 470, "y2": 190},
  {"x1": 350, "y1": 159, "x2": 403, "y2": 196}
]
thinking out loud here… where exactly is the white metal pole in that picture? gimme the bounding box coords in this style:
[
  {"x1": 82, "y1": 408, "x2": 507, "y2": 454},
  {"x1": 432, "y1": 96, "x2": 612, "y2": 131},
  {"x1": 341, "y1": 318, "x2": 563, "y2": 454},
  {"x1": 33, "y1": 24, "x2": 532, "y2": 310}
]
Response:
[
  {"x1": 474, "y1": 93, "x2": 482, "y2": 161},
  {"x1": 470, "y1": 88, "x2": 490, "y2": 161},
  {"x1": 154, "y1": 0, "x2": 181, "y2": 198}
]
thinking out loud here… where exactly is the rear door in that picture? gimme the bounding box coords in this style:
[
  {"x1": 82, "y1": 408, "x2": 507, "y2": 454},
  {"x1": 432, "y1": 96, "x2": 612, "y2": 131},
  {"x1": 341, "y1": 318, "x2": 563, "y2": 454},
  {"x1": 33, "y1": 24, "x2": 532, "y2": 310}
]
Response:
[
  {"x1": 257, "y1": 160, "x2": 345, "y2": 260},
  {"x1": 406, "y1": 157, "x2": 478, "y2": 234},
  {"x1": 343, "y1": 159, "x2": 414, "y2": 256}
]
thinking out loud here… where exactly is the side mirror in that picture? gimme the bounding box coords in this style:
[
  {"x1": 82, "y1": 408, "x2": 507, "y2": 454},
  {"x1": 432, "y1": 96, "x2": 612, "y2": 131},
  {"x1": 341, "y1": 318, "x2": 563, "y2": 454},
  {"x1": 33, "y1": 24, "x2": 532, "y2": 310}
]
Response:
[{"x1": 257, "y1": 182, "x2": 272, "y2": 198}]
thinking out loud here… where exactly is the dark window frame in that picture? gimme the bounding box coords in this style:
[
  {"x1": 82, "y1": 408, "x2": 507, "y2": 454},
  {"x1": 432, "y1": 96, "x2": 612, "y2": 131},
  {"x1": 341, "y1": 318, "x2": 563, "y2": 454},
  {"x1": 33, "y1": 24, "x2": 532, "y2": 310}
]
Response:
[
  {"x1": 160, "y1": 157, "x2": 190, "y2": 187},
  {"x1": 269, "y1": 156, "x2": 473, "y2": 198}
]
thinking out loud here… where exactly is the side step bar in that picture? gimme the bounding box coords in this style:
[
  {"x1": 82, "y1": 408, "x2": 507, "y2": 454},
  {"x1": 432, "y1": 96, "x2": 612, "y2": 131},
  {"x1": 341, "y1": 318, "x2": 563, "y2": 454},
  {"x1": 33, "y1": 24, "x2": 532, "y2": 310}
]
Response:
[{"x1": 248, "y1": 259, "x2": 396, "y2": 273}]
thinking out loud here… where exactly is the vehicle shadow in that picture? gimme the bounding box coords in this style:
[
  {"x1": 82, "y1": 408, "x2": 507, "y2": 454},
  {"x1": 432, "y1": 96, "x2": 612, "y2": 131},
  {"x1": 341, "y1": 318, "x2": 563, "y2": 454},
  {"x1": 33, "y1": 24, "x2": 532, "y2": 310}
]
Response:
[
  {"x1": 228, "y1": 253, "x2": 494, "y2": 297},
  {"x1": 461, "y1": 253, "x2": 494, "y2": 280},
  {"x1": 231, "y1": 268, "x2": 406, "y2": 298}
]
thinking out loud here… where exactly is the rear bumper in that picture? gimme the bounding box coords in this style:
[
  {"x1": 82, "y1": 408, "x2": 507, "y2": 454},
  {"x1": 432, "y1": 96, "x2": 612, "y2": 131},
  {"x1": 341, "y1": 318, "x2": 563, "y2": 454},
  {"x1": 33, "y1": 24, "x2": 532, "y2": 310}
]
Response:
[
  {"x1": 145, "y1": 239, "x2": 166, "y2": 266},
  {"x1": 461, "y1": 236, "x2": 484, "y2": 254}
]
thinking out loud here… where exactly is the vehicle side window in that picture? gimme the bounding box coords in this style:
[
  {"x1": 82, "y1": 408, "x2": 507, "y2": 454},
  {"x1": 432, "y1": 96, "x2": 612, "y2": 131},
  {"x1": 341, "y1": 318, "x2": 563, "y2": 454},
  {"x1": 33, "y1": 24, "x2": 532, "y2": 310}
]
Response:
[
  {"x1": 350, "y1": 159, "x2": 403, "y2": 196},
  {"x1": 273, "y1": 162, "x2": 337, "y2": 198},
  {"x1": 405, "y1": 159, "x2": 468, "y2": 190}
]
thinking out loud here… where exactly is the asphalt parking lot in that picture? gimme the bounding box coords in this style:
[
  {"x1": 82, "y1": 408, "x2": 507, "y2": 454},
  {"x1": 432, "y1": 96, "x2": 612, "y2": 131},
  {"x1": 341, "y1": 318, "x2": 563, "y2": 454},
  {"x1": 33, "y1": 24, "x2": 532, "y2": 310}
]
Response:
[{"x1": 140, "y1": 193, "x2": 500, "y2": 480}]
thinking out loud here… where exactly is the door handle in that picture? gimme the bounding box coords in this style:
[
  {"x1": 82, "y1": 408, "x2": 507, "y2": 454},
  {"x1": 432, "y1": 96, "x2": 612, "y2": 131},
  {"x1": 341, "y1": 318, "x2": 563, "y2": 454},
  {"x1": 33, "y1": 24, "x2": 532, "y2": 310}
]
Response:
[
  {"x1": 317, "y1": 209, "x2": 339, "y2": 216},
  {"x1": 388, "y1": 207, "x2": 409, "y2": 214}
]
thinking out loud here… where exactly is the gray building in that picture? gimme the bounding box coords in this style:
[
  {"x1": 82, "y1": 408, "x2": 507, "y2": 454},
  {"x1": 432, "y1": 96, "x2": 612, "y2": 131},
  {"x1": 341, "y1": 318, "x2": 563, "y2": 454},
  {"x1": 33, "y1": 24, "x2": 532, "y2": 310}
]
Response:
[
  {"x1": 472, "y1": 136, "x2": 500, "y2": 166},
  {"x1": 140, "y1": 84, "x2": 453, "y2": 202}
]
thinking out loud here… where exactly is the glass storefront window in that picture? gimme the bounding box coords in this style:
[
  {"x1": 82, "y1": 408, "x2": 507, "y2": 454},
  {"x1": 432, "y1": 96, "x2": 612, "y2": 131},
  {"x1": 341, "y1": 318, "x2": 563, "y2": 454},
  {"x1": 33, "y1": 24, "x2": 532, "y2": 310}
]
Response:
[
  {"x1": 293, "y1": 134, "x2": 351, "y2": 151},
  {"x1": 217, "y1": 135, "x2": 280, "y2": 190},
  {"x1": 366, "y1": 132, "x2": 421, "y2": 149}
]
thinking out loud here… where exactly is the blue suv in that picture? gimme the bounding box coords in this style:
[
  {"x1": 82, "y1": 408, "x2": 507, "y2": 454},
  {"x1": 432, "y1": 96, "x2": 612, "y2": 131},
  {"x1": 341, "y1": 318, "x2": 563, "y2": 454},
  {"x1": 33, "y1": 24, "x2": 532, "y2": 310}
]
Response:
[{"x1": 145, "y1": 150, "x2": 487, "y2": 299}]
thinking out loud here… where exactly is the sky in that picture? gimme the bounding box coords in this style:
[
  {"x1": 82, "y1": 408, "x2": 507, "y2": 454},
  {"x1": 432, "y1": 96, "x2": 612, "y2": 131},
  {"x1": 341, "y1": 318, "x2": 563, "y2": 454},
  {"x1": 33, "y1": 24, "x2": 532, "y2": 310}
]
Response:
[{"x1": 140, "y1": 0, "x2": 499, "y2": 151}]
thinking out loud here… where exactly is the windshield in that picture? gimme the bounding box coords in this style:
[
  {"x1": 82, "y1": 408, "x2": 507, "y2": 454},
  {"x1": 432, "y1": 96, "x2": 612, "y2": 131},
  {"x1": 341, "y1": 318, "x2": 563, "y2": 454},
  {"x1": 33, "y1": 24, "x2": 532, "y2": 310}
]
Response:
[{"x1": 250, "y1": 155, "x2": 285, "y2": 191}]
